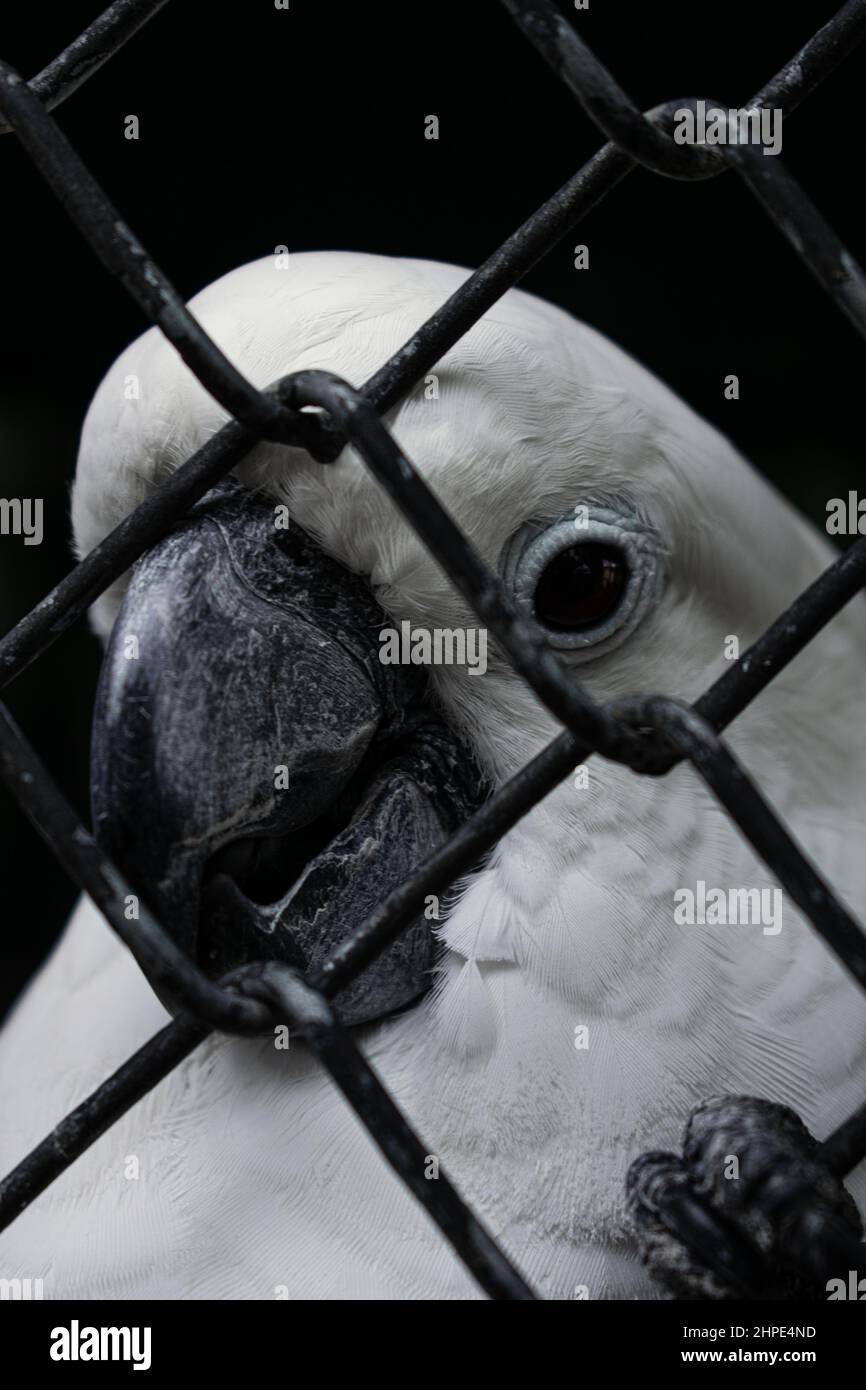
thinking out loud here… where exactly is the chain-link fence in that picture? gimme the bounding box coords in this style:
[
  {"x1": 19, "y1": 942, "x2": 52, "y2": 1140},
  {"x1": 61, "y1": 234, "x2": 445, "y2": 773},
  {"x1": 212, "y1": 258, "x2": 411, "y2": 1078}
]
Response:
[{"x1": 1, "y1": 0, "x2": 865, "y2": 1301}]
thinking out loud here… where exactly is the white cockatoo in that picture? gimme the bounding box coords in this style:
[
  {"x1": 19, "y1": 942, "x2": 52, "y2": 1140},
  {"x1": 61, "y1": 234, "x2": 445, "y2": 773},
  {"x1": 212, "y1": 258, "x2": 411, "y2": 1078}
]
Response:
[{"x1": 1, "y1": 251, "x2": 865, "y2": 1300}]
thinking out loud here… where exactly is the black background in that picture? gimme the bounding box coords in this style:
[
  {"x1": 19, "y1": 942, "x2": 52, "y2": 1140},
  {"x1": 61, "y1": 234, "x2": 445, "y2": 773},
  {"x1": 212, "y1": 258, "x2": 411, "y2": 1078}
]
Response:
[{"x1": 0, "y1": 0, "x2": 863, "y2": 1018}]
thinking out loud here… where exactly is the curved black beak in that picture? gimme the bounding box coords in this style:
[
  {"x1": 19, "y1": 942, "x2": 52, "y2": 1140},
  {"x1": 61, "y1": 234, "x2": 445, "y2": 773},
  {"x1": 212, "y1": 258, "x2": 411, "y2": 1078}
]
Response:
[{"x1": 90, "y1": 480, "x2": 486, "y2": 1025}]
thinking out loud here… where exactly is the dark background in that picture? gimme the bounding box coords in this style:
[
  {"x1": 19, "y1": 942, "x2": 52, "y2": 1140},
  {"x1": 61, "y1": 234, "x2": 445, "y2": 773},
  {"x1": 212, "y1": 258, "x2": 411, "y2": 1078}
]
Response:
[{"x1": 0, "y1": 0, "x2": 863, "y2": 1018}]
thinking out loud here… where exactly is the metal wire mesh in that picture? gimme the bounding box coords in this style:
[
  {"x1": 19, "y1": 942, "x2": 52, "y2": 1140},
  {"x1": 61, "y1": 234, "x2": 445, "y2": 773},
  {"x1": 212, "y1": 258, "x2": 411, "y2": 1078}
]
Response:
[{"x1": 1, "y1": 0, "x2": 866, "y2": 1301}]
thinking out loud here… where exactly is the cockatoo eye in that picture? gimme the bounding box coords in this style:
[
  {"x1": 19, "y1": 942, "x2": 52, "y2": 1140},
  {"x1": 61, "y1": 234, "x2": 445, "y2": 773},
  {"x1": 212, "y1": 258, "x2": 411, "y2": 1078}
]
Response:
[
  {"x1": 501, "y1": 503, "x2": 663, "y2": 660},
  {"x1": 533, "y1": 542, "x2": 628, "y2": 631}
]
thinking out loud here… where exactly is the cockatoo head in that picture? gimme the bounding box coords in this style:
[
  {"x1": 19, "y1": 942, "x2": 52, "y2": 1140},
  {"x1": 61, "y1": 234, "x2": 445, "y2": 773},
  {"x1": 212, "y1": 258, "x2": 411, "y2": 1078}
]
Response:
[{"x1": 73, "y1": 250, "x2": 843, "y2": 1026}]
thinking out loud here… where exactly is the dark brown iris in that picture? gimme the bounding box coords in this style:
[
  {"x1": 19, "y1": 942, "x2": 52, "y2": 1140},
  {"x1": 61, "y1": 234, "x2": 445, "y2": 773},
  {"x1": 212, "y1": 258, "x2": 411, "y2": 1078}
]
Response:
[{"x1": 533, "y1": 543, "x2": 628, "y2": 632}]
